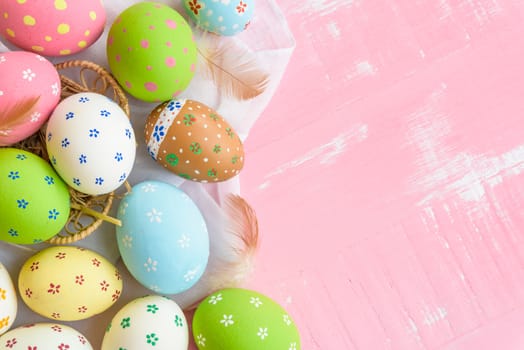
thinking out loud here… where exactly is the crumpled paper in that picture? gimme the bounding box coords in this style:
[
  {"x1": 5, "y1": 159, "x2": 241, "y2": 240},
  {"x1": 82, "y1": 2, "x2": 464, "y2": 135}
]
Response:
[{"x1": 0, "y1": 0, "x2": 294, "y2": 346}]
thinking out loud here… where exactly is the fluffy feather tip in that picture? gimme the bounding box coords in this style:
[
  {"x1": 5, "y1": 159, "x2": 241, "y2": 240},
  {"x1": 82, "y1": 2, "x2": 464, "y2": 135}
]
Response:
[{"x1": 197, "y1": 36, "x2": 270, "y2": 100}]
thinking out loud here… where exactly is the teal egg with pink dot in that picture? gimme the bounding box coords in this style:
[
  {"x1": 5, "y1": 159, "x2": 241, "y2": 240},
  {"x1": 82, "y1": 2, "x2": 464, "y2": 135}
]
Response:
[{"x1": 107, "y1": 2, "x2": 197, "y2": 102}]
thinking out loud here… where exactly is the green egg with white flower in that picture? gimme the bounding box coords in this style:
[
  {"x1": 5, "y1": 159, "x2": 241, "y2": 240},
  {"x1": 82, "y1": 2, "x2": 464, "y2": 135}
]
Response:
[
  {"x1": 192, "y1": 288, "x2": 301, "y2": 349},
  {"x1": 0, "y1": 148, "x2": 70, "y2": 244}
]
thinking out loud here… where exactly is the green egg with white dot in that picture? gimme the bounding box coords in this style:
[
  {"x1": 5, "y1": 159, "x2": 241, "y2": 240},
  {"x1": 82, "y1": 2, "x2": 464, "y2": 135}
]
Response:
[
  {"x1": 0, "y1": 148, "x2": 70, "y2": 244},
  {"x1": 193, "y1": 288, "x2": 301, "y2": 349},
  {"x1": 101, "y1": 295, "x2": 188, "y2": 350}
]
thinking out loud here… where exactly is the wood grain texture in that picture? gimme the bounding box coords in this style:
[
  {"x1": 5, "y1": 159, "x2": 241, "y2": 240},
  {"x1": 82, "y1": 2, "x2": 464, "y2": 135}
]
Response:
[{"x1": 239, "y1": 0, "x2": 524, "y2": 348}]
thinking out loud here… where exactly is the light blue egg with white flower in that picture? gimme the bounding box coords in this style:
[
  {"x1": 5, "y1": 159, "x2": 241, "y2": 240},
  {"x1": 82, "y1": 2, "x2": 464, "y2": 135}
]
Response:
[
  {"x1": 116, "y1": 180, "x2": 209, "y2": 294},
  {"x1": 183, "y1": 0, "x2": 254, "y2": 36}
]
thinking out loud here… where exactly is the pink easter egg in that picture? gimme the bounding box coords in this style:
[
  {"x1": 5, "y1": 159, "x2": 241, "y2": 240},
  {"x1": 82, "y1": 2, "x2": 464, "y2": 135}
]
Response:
[
  {"x1": 0, "y1": 0, "x2": 106, "y2": 56},
  {"x1": 0, "y1": 51, "x2": 61, "y2": 146}
]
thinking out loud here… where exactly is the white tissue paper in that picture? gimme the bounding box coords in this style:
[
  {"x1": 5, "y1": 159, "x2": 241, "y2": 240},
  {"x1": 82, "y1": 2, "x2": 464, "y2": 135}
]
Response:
[{"x1": 0, "y1": 0, "x2": 294, "y2": 347}]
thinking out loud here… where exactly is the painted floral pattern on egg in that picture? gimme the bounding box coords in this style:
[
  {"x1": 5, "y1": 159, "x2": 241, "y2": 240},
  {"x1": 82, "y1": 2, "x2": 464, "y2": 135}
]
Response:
[
  {"x1": 145, "y1": 99, "x2": 244, "y2": 182},
  {"x1": 45, "y1": 92, "x2": 136, "y2": 196},
  {"x1": 193, "y1": 288, "x2": 301, "y2": 349},
  {"x1": 183, "y1": 0, "x2": 254, "y2": 36},
  {"x1": 0, "y1": 52, "x2": 61, "y2": 146},
  {"x1": 116, "y1": 181, "x2": 209, "y2": 295},
  {"x1": 0, "y1": 149, "x2": 70, "y2": 245},
  {"x1": 0, "y1": 323, "x2": 93, "y2": 349},
  {"x1": 18, "y1": 246, "x2": 123, "y2": 321},
  {"x1": 0, "y1": 263, "x2": 16, "y2": 336},
  {"x1": 101, "y1": 295, "x2": 188, "y2": 350}
]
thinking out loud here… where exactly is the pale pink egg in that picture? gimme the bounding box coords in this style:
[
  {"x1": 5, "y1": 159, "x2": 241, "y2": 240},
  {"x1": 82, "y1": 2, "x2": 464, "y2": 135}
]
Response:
[
  {"x1": 0, "y1": 51, "x2": 61, "y2": 146},
  {"x1": 0, "y1": 0, "x2": 106, "y2": 56}
]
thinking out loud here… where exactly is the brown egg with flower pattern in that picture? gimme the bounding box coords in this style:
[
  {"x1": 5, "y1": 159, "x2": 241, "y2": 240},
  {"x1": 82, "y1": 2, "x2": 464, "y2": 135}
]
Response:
[{"x1": 145, "y1": 99, "x2": 244, "y2": 182}]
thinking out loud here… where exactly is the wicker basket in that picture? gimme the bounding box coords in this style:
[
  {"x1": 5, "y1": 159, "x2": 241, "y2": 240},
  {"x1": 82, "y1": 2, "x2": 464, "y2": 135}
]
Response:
[{"x1": 15, "y1": 60, "x2": 131, "y2": 245}]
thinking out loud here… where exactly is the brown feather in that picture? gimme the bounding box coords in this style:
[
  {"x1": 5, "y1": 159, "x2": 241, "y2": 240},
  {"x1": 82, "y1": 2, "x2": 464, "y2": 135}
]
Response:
[
  {"x1": 183, "y1": 194, "x2": 260, "y2": 310},
  {"x1": 224, "y1": 194, "x2": 259, "y2": 276},
  {"x1": 210, "y1": 194, "x2": 259, "y2": 288},
  {"x1": 197, "y1": 37, "x2": 270, "y2": 100},
  {"x1": 0, "y1": 96, "x2": 40, "y2": 127}
]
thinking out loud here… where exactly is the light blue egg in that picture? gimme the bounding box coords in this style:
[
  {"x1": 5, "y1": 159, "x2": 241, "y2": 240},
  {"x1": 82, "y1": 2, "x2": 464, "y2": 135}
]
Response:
[
  {"x1": 116, "y1": 180, "x2": 209, "y2": 294},
  {"x1": 183, "y1": 0, "x2": 254, "y2": 36}
]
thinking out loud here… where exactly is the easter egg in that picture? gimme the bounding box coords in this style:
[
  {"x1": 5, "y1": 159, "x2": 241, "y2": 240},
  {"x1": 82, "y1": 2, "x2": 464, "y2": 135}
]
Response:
[
  {"x1": 18, "y1": 246, "x2": 123, "y2": 321},
  {"x1": 0, "y1": 51, "x2": 61, "y2": 146},
  {"x1": 116, "y1": 180, "x2": 209, "y2": 294},
  {"x1": 45, "y1": 92, "x2": 136, "y2": 196},
  {"x1": 193, "y1": 288, "x2": 301, "y2": 349},
  {"x1": 106, "y1": 2, "x2": 197, "y2": 102},
  {"x1": 0, "y1": 263, "x2": 16, "y2": 335},
  {"x1": 183, "y1": 0, "x2": 254, "y2": 36},
  {"x1": 0, "y1": 148, "x2": 70, "y2": 244},
  {"x1": 0, "y1": 323, "x2": 93, "y2": 349},
  {"x1": 145, "y1": 99, "x2": 244, "y2": 182},
  {"x1": 101, "y1": 295, "x2": 188, "y2": 350},
  {"x1": 0, "y1": 0, "x2": 106, "y2": 56}
]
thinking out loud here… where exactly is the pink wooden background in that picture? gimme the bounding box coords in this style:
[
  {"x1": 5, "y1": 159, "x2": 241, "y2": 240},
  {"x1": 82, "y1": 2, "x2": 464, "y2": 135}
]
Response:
[{"x1": 240, "y1": 0, "x2": 524, "y2": 349}]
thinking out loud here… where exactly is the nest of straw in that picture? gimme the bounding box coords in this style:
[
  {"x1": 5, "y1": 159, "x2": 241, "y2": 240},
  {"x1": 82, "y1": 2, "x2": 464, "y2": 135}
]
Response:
[{"x1": 15, "y1": 60, "x2": 130, "y2": 244}]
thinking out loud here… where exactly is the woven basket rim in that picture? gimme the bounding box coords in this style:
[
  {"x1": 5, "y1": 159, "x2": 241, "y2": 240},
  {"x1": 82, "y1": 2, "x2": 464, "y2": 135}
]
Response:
[{"x1": 16, "y1": 59, "x2": 131, "y2": 245}]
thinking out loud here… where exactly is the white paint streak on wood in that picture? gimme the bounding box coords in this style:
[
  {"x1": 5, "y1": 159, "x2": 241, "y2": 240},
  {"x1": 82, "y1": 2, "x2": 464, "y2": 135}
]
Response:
[
  {"x1": 488, "y1": 0, "x2": 504, "y2": 16},
  {"x1": 403, "y1": 82, "x2": 524, "y2": 205},
  {"x1": 405, "y1": 83, "x2": 451, "y2": 173},
  {"x1": 258, "y1": 124, "x2": 368, "y2": 190},
  {"x1": 345, "y1": 61, "x2": 378, "y2": 81},
  {"x1": 422, "y1": 306, "x2": 448, "y2": 326},
  {"x1": 438, "y1": 0, "x2": 453, "y2": 20},
  {"x1": 326, "y1": 20, "x2": 341, "y2": 40},
  {"x1": 473, "y1": 5, "x2": 489, "y2": 25},
  {"x1": 423, "y1": 145, "x2": 524, "y2": 203},
  {"x1": 356, "y1": 61, "x2": 377, "y2": 76},
  {"x1": 258, "y1": 181, "x2": 271, "y2": 190},
  {"x1": 464, "y1": 0, "x2": 504, "y2": 25},
  {"x1": 411, "y1": 136, "x2": 524, "y2": 204},
  {"x1": 293, "y1": 0, "x2": 355, "y2": 16},
  {"x1": 407, "y1": 317, "x2": 419, "y2": 336}
]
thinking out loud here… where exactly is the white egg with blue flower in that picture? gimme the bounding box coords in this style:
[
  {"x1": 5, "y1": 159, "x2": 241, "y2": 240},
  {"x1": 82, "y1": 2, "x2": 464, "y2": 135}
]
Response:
[
  {"x1": 116, "y1": 180, "x2": 210, "y2": 294},
  {"x1": 45, "y1": 92, "x2": 136, "y2": 195}
]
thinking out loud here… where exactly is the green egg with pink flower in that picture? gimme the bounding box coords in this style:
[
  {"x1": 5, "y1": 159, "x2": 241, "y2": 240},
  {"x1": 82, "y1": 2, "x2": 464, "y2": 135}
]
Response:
[{"x1": 106, "y1": 2, "x2": 197, "y2": 102}]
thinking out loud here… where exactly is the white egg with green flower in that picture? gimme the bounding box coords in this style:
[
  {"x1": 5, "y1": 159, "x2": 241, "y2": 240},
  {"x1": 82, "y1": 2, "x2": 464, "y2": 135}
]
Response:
[{"x1": 101, "y1": 295, "x2": 188, "y2": 350}]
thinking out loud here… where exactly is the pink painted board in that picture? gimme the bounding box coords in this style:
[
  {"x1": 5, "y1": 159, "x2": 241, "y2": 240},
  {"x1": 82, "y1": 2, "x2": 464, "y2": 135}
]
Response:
[{"x1": 238, "y1": 0, "x2": 524, "y2": 349}]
